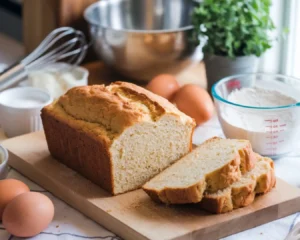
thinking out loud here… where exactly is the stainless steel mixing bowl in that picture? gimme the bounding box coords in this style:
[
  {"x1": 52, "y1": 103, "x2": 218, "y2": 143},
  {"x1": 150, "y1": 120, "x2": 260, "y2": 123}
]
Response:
[{"x1": 84, "y1": 0, "x2": 200, "y2": 82}]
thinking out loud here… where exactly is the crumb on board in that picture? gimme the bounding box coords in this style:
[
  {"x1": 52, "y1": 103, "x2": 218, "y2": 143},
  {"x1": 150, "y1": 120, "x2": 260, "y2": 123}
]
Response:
[{"x1": 56, "y1": 225, "x2": 59, "y2": 228}]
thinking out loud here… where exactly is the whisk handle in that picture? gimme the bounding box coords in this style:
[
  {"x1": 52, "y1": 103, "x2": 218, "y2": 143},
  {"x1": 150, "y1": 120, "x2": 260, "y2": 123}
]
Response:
[{"x1": 0, "y1": 63, "x2": 27, "y2": 91}]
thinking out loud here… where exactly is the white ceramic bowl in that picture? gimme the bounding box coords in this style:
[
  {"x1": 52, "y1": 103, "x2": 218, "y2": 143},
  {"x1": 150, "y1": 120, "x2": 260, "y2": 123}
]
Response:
[
  {"x1": 0, "y1": 144, "x2": 9, "y2": 179},
  {"x1": 0, "y1": 87, "x2": 53, "y2": 138}
]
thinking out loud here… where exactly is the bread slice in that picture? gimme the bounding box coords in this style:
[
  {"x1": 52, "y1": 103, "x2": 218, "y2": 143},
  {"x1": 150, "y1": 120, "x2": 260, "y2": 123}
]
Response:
[
  {"x1": 143, "y1": 137, "x2": 242, "y2": 204},
  {"x1": 199, "y1": 155, "x2": 275, "y2": 213},
  {"x1": 212, "y1": 137, "x2": 257, "y2": 174}
]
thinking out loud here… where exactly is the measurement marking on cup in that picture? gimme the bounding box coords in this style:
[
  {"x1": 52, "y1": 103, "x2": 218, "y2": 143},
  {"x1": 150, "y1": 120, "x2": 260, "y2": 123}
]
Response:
[
  {"x1": 266, "y1": 130, "x2": 278, "y2": 133},
  {"x1": 266, "y1": 135, "x2": 278, "y2": 139},
  {"x1": 267, "y1": 142, "x2": 278, "y2": 145}
]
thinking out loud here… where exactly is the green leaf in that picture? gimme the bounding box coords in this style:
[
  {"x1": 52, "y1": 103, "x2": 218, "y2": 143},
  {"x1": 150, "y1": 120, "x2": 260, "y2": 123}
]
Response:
[{"x1": 191, "y1": 0, "x2": 276, "y2": 58}]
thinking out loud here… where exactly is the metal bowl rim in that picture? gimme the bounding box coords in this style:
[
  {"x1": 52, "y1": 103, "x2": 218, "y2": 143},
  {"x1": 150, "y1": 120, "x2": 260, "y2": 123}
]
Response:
[
  {"x1": 0, "y1": 144, "x2": 8, "y2": 167},
  {"x1": 84, "y1": 0, "x2": 194, "y2": 33}
]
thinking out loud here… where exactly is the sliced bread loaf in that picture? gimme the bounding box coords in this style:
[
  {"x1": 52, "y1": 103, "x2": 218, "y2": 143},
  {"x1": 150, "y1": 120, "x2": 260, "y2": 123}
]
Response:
[
  {"x1": 143, "y1": 137, "x2": 257, "y2": 204},
  {"x1": 199, "y1": 155, "x2": 275, "y2": 213},
  {"x1": 42, "y1": 82, "x2": 195, "y2": 195},
  {"x1": 143, "y1": 137, "x2": 242, "y2": 204}
]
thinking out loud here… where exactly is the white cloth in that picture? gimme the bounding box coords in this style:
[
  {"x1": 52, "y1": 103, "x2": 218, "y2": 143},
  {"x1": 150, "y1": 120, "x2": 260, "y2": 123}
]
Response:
[{"x1": 0, "y1": 115, "x2": 298, "y2": 240}]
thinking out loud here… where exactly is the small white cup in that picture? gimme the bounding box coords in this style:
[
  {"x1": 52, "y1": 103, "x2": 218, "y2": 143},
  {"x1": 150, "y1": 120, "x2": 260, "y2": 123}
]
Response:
[
  {"x1": 0, "y1": 144, "x2": 9, "y2": 179},
  {"x1": 0, "y1": 87, "x2": 53, "y2": 138}
]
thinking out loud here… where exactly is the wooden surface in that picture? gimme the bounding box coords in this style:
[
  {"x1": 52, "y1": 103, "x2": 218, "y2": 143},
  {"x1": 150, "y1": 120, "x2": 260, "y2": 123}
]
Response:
[
  {"x1": 2, "y1": 131, "x2": 300, "y2": 240},
  {"x1": 59, "y1": 0, "x2": 97, "y2": 26},
  {"x1": 84, "y1": 61, "x2": 207, "y2": 89},
  {"x1": 23, "y1": 0, "x2": 97, "y2": 61},
  {"x1": 23, "y1": 0, "x2": 59, "y2": 54}
]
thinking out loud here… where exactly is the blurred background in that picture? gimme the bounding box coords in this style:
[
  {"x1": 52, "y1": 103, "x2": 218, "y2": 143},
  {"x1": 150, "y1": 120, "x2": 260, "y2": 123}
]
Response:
[{"x1": 0, "y1": 0, "x2": 299, "y2": 78}]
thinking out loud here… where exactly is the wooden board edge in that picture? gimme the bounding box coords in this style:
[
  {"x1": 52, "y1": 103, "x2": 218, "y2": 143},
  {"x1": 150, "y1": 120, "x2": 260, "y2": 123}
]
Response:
[
  {"x1": 174, "y1": 195, "x2": 300, "y2": 240},
  {"x1": 7, "y1": 151, "x2": 150, "y2": 240}
]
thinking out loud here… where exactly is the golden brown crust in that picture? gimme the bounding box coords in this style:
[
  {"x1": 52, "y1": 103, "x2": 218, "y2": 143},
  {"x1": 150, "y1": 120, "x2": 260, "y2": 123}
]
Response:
[
  {"x1": 238, "y1": 143, "x2": 257, "y2": 174},
  {"x1": 112, "y1": 82, "x2": 185, "y2": 115},
  {"x1": 232, "y1": 182, "x2": 256, "y2": 208},
  {"x1": 41, "y1": 107, "x2": 115, "y2": 194},
  {"x1": 58, "y1": 85, "x2": 144, "y2": 133},
  {"x1": 199, "y1": 189, "x2": 233, "y2": 214},
  {"x1": 57, "y1": 82, "x2": 195, "y2": 135},
  {"x1": 205, "y1": 156, "x2": 241, "y2": 192},
  {"x1": 143, "y1": 179, "x2": 207, "y2": 204}
]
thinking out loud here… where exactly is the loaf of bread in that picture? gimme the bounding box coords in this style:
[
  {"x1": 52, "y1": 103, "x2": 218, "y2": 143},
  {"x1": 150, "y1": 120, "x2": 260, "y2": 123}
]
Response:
[
  {"x1": 199, "y1": 155, "x2": 275, "y2": 213},
  {"x1": 143, "y1": 137, "x2": 260, "y2": 204},
  {"x1": 41, "y1": 82, "x2": 195, "y2": 195}
]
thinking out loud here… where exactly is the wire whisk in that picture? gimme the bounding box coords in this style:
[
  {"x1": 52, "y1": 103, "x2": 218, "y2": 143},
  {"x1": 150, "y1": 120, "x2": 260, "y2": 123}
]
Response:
[{"x1": 0, "y1": 27, "x2": 88, "y2": 91}]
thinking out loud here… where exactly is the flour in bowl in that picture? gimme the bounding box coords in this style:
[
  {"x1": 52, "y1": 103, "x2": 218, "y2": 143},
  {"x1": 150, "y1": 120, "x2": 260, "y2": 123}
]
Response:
[
  {"x1": 228, "y1": 87, "x2": 297, "y2": 107},
  {"x1": 219, "y1": 87, "x2": 300, "y2": 156}
]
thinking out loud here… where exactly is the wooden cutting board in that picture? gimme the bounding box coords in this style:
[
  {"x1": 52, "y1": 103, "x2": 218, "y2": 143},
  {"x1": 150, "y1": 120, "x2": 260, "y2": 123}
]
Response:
[{"x1": 2, "y1": 131, "x2": 300, "y2": 240}]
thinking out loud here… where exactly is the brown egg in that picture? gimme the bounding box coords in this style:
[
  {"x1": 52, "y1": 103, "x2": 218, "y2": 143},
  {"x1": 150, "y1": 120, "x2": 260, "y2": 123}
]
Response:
[
  {"x1": 0, "y1": 179, "x2": 30, "y2": 220},
  {"x1": 146, "y1": 74, "x2": 180, "y2": 100},
  {"x1": 173, "y1": 84, "x2": 215, "y2": 125},
  {"x1": 3, "y1": 192, "x2": 54, "y2": 237}
]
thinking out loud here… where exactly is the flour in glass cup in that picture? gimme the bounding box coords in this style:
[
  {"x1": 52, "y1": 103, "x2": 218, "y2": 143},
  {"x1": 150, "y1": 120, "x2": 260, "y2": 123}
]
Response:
[
  {"x1": 219, "y1": 87, "x2": 299, "y2": 156},
  {"x1": 228, "y1": 87, "x2": 297, "y2": 108}
]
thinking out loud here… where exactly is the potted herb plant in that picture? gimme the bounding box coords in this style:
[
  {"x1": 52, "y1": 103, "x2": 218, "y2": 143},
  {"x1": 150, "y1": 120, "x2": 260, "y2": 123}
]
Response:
[{"x1": 192, "y1": 0, "x2": 275, "y2": 91}]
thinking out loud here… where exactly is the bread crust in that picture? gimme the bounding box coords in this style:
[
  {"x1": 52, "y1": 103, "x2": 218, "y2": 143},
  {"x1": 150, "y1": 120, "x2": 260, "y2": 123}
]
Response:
[
  {"x1": 232, "y1": 183, "x2": 256, "y2": 208},
  {"x1": 205, "y1": 155, "x2": 241, "y2": 192},
  {"x1": 143, "y1": 179, "x2": 207, "y2": 204},
  {"x1": 57, "y1": 83, "x2": 195, "y2": 136},
  {"x1": 41, "y1": 107, "x2": 115, "y2": 193},
  {"x1": 199, "y1": 189, "x2": 233, "y2": 213},
  {"x1": 238, "y1": 142, "x2": 257, "y2": 174}
]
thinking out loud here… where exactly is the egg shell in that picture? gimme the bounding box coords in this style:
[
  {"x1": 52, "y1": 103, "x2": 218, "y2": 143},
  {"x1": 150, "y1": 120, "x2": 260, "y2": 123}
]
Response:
[
  {"x1": 0, "y1": 179, "x2": 30, "y2": 220},
  {"x1": 3, "y1": 192, "x2": 54, "y2": 237},
  {"x1": 173, "y1": 84, "x2": 215, "y2": 125},
  {"x1": 146, "y1": 74, "x2": 180, "y2": 100}
]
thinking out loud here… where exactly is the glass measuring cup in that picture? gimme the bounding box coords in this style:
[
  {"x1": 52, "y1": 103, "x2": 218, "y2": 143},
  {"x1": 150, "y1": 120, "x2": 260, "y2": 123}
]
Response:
[{"x1": 212, "y1": 73, "x2": 300, "y2": 158}]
